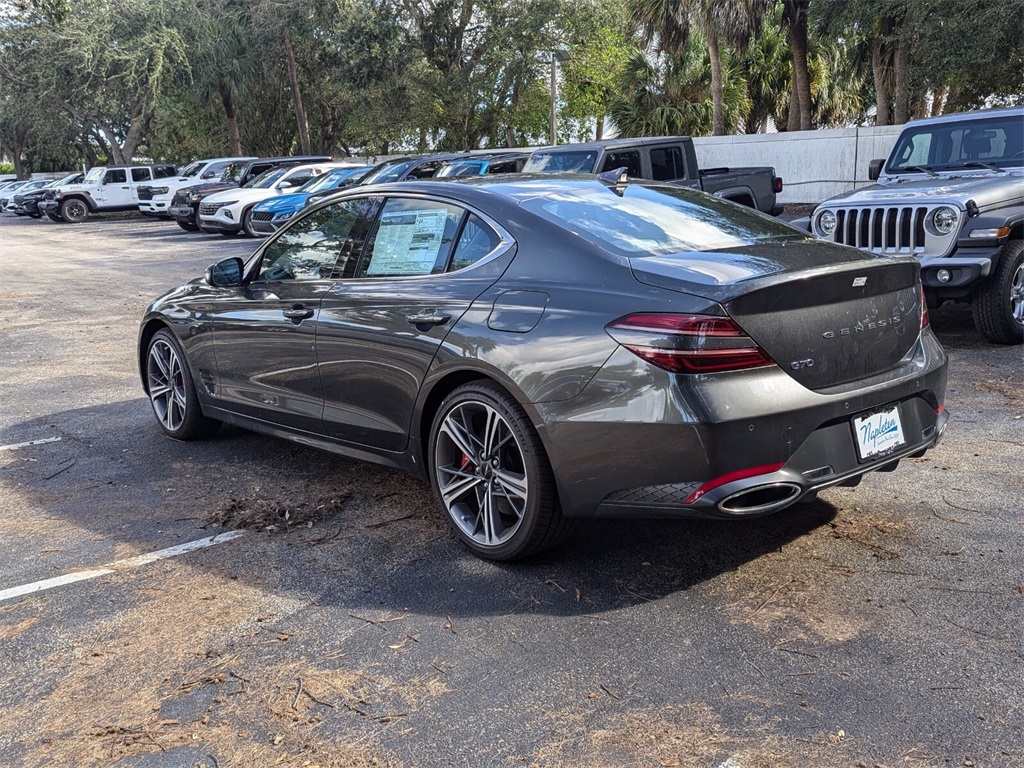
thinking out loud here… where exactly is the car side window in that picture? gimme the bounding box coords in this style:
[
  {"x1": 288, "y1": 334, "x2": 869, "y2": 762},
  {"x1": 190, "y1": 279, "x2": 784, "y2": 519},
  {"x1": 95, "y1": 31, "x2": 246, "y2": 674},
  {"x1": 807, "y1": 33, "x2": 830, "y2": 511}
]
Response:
[
  {"x1": 131, "y1": 168, "x2": 152, "y2": 182},
  {"x1": 450, "y1": 215, "x2": 501, "y2": 271},
  {"x1": 358, "y1": 198, "x2": 465, "y2": 278},
  {"x1": 257, "y1": 198, "x2": 370, "y2": 282},
  {"x1": 104, "y1": 169, "x2": 127, "y2": 184},
  {"x1": 601, "y1": 150, "x2": 642, "y2": 178},
  {"x1": 650, "y1": 146, "x2": 684, "y2": 181},
  {"x1": 205, "y1": 161, "x2": 232, "y2": 179}
]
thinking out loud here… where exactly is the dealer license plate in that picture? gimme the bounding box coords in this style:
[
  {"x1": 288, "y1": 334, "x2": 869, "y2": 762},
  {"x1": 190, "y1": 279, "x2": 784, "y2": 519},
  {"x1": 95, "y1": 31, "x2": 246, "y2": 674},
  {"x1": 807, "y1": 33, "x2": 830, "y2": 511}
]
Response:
[{"x1": 853, "y1": 405, "x2": 906, "y2": 460}]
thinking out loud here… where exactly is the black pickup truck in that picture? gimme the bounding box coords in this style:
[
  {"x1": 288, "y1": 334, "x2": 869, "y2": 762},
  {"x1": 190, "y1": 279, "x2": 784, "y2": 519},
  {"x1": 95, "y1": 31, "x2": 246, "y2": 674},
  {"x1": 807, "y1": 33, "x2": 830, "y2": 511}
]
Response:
[
  {"x1": 523, "y1": 136, "x2": 783, "y2": 215},
  {"x1": 168, "y1": 155, "x2": 331, "y2": 232}
]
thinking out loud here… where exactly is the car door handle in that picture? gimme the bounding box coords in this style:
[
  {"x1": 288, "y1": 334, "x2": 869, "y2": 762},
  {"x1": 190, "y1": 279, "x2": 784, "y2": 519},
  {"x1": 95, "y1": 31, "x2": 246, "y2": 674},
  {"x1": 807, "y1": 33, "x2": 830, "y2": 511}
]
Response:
[
  {"x1": 405, "y1": 311, "x2": 451, "y2": 327},
  {"x1": 283, "y1": 306, "x2": 314, "y2": 320}
]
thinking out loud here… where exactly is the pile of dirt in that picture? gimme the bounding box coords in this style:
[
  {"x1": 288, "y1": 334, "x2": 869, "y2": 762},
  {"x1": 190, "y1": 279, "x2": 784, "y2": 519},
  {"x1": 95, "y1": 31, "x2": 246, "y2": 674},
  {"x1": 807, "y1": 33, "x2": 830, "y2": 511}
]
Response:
[{"x1": 206, "y1": 492, "x2": 352, "y2": 533}]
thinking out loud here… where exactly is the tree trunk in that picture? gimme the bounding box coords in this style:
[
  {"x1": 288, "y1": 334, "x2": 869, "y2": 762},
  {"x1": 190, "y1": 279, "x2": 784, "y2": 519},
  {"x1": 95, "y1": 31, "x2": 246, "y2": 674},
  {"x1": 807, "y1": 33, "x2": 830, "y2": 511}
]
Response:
[
  {"x1": 786, "y1": 76, "x2": 800, "y2": 132},
  {"x1": 596, "y1": 114, "x2": 605, "y2": 141},
  {"x1": 708, "y1": 33, "x2": 725, "y2": 135},
  {"x1": 893, "y1": 35, "x2": 911, "y2": 124},
  {"x1": 283, "y1": 32, "x2": 311, "y2": 155},
  {"x1": 871, "y1": 38, "x2": 892, "y2": 126},
  {"x1": 787, "y1": 1, "x2": 812, "y2": 131},
  {"x1": 930, "y1": 85, "x2": 947, "y2": 117},
  {"x1": 505, "y1": 125, "x2": 517, "y2": 147},
  {"x1": 221, "y1": 87, "x2": 243, "y2": 156}
]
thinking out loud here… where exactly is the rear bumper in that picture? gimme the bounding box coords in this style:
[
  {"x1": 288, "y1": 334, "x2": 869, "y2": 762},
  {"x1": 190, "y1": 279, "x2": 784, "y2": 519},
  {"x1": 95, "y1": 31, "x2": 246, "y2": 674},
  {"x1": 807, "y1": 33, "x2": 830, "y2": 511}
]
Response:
[{"x1": 535, "y1": 330, "x2": 948, "y2": 519}]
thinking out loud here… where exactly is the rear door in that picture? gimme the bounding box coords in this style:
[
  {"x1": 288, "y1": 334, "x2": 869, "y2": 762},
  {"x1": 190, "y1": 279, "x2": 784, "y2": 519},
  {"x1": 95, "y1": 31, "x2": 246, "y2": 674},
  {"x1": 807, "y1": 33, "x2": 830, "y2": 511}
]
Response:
[
  {"x1": 127, "y1": 167, "x2": 153, "y2": 203},
  {"x1": 316, "y1": 196, "x2": 512, "y2": 450}
]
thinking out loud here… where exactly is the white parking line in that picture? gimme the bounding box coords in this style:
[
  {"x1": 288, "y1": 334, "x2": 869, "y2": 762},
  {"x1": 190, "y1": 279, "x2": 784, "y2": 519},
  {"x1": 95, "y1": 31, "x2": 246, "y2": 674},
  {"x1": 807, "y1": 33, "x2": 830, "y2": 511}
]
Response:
[
  {"x1": 0, "y1": 436, "x2": 62, "y2": 451},
  {"x1": 0, "y1": 531, "x2": 246, "y2": 603}
]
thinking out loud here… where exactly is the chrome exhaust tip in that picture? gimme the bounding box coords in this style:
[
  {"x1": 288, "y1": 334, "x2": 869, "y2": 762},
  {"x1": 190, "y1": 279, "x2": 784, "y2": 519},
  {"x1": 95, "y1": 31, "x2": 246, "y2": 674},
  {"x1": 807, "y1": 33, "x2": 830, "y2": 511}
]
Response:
[{"x1": 717, "y1": 482, "x2": 803, "y2": 516}]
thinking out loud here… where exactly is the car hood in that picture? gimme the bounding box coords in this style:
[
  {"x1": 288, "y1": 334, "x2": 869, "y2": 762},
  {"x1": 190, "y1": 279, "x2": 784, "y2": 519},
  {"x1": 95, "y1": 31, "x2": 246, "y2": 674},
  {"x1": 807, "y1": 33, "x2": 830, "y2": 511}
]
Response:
[
  {"x1": 254, "y1": 192, "x2": 311, "y2": 212},
  {"x1": 203, "y1": 186, "x2": 283, "y2": 205},
  {"x1": 824, "y1": 172, "x2": 1023, "y2": 212},
  {"x1": 183, "y1": 181, "x2": 240, "y2": 198}
]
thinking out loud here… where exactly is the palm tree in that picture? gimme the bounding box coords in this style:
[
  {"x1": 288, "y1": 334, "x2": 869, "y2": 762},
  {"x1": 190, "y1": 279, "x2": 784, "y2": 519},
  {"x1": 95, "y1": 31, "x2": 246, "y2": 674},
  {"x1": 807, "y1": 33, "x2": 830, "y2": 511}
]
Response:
[
  {"x1": 196, "y1": 3, "x2": 257, "y2": 155},
  {"x1": 610, "y1": 40, "x2": 749, "y2": 137},
  {"x1": 781, "y1": 0, "x2": 812, "y2": 130},
  {"x1": 629, "y1": 0, "x2": 770, "y2": 135}
]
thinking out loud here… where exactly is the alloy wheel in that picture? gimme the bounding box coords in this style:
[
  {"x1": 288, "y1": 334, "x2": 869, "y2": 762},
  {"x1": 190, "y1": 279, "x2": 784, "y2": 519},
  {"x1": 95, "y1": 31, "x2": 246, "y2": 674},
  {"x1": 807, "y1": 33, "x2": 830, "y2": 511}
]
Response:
[
  {"x1": 147, "y1": 338, "x2": 187, "y2": 432},
  {"x1": 434, "y1": 400, "x2": 529, "y2": 548},
  {"x1": 1011, "y1": 260, "x2": 1024, "y2": 325}
]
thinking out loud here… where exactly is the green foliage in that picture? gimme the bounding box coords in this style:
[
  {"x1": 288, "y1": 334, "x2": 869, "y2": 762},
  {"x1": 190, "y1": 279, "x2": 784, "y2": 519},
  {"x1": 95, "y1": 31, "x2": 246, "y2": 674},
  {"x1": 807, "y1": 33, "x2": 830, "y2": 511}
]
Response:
[
  {"x1": 609, "y1": 39, "x2": 749, "y2": 136},
  {"x1": 2, "y1": 0, "x2": 1022, "y2": 170}
]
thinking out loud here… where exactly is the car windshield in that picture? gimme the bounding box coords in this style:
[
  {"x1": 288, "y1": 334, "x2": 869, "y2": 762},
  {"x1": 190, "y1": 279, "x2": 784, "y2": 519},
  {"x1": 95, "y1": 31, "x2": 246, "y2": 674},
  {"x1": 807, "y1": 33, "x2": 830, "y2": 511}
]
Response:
[
  {"x1": 887, "y1": 114, "x2": 1024, "y2": 172},
  {"x1": 522, "y1": 151, "x2": 600, "y2": 174},
  {"x1": 245, "y1": 167, "x2": 288, "y2": 189},
  {"x1": 360, "y1": 160, "x2": 416, "y2": 185},
  {"x1": 178, "y1": 161, "x2": 204, "y2": 177},
  {"x1": 518, "y1": 183, "x2": 804, "y2": 255},
  {"x1": 84, "y1": 168, "x2": 105, "y2": 183},
  {"x1": 300, "y1": 169, "x2": 352, "y2": 193},
  {"x1": 55, "y1": 173, "x2": 81, "y2": 185}
]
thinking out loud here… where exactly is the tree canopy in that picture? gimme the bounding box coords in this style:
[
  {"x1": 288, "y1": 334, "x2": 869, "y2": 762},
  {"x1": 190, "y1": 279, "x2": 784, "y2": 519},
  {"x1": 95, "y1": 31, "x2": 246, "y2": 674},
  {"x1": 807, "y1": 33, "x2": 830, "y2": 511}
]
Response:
[{"x1": 0, "y1": 0, "x2": 1021, "y2": 174}]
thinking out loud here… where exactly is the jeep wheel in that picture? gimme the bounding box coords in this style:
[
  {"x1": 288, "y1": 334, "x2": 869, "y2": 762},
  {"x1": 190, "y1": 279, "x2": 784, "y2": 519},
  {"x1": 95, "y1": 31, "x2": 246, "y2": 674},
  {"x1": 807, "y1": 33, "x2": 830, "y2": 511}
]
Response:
[
  {"x1": 60, "y1": 198, "x2": 89, "y2": 223},
  {"x1": 972, "y1": 239, "x2": 1024, "y2": 345}
]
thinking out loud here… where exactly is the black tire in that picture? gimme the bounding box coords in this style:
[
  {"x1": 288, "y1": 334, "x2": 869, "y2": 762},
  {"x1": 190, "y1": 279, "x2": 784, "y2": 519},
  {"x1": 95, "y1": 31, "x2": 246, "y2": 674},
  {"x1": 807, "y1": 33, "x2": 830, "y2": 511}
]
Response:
[
  {"x1": 428, "y1": 381, "x2": 573, "y2": 561},
  {"x1": 60, "y1": 197, "x2": 89, "y2": 223},
  {"x1": 241, "y1": 207, "x2": 258, "y2": 237},
  {"x1": 28, "y1": 212, "x2": 42, "y2": 219},
  {"x1": 45, "y1": 211, "x2": 62, "y2": 222},
  {"x1": 176, "y1": 219, "x2": 200, "y2": 232},
  {"x1": 145, "y1": 329, "x2": 220, "y2": 440},
  {"x1": 972, "y1": 240, "x2": 1024, "y2": 345}
]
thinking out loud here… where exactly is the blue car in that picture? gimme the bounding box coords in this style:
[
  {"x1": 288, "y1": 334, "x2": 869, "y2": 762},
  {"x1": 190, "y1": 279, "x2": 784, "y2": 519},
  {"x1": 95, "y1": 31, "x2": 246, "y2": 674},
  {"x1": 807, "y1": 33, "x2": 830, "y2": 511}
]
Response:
[{"x1": 249, "y1": 165, "x2": 372, "y2": 236}]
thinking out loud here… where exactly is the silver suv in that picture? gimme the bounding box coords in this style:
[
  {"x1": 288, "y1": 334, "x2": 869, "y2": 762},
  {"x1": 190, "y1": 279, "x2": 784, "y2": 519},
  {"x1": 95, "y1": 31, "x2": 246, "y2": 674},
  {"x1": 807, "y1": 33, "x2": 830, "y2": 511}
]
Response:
[{"x1": 809, "y1": 107, "x2": 1023, "y2": 345}]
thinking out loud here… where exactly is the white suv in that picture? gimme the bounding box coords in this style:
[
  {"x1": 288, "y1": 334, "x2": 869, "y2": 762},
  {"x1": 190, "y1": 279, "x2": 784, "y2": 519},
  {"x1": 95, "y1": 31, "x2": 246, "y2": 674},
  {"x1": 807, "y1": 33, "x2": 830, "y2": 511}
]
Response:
[
  {"x1": 137, "y1": 156, "x2": 256, "y2": 216},
  {"x1": 197, "y1": 163, "x2": 338, "y2": 236},
  {"x1": 38, "y1": 164, "x2": 177, "y2": 223}
]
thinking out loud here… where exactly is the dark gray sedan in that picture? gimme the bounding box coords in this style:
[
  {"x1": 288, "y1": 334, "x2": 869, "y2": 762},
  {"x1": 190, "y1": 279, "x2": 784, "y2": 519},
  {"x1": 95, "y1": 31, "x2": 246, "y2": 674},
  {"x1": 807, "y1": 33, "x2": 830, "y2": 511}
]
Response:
[{"x1": 138, "y1": 175, "x2": 949, "y2": 560}]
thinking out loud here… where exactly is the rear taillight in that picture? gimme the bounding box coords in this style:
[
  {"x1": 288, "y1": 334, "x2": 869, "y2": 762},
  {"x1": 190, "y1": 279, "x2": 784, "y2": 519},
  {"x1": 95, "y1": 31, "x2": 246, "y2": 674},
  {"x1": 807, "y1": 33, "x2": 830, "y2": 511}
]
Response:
[
  {"x1": 605, "y1": 313, "x2": 775, "y2": 374},
  {"x1": 920, "y1": 284, "x2": 930, "y2": 330},
  {"x1": 773, "y1": 176, "x2": 784, "y2": 194}
]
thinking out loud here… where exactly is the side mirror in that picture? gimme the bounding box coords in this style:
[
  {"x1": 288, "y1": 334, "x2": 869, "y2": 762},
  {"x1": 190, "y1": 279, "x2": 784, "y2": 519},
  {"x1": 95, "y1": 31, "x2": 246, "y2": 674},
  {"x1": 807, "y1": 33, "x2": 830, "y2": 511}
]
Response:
[
  {"x1": 276, "y1": 180, "x2": 296, "y2": 189},
  {"x1": 206, "y1": 257, "x2": 243, "y2": 287},
  {"x1": 868, "y1": 159, "x2": 884, "y2": 181},
  {"x1": 201, "y1": 171, "x2": 216, "y2": 179}
]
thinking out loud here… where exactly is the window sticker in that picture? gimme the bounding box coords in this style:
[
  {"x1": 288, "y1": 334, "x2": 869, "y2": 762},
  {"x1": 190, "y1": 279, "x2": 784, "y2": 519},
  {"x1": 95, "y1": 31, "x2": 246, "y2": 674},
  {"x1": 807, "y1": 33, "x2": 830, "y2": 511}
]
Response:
[{"x1": 367, "y1": 208, "x2": 449, "y2": 276}]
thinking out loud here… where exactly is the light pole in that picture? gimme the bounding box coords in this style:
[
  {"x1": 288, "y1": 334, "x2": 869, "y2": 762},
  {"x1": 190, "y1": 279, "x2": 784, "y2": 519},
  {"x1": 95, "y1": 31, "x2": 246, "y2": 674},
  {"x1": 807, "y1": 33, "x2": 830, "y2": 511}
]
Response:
[{"x1": 549, "y1": 49, "x2": 570, "y2": 146}]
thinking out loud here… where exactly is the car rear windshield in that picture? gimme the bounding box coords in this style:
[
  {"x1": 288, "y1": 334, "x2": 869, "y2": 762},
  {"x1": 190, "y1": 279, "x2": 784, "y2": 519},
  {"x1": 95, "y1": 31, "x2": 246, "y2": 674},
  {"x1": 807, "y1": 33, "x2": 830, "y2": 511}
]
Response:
[
  {"x1": 518, "y1": 184, "x2": 803, "y2": 255},
  {"x1": 887, "y1": 114, "x2": 1024, "y2": 172},
  {"x1": 523, "y1": 151, "x2": 599, "y2": 174}
]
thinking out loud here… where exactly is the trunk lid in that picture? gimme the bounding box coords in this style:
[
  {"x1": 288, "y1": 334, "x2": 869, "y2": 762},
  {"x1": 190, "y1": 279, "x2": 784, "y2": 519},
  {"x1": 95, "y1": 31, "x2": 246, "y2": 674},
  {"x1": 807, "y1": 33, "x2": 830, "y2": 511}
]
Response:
[{"x1": 629, "y1": 240, "x2": 922, "y2": 390}]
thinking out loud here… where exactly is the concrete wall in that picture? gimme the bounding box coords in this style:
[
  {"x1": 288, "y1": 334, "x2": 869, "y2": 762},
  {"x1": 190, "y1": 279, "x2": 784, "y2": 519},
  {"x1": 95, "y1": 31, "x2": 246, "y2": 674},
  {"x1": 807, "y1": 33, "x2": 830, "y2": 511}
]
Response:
[{"x1": 692, "y1": 126, "x2": 904, "y2": 205}]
